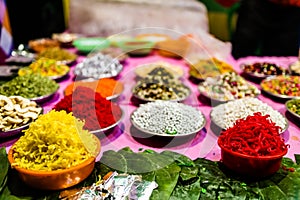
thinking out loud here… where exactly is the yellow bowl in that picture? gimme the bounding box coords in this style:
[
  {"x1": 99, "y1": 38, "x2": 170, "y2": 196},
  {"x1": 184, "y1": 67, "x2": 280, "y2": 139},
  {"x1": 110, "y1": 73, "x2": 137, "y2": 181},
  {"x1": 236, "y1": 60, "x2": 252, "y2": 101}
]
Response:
[{"x1": 8, "y1": 135, "x2": 101, "y2": 190}]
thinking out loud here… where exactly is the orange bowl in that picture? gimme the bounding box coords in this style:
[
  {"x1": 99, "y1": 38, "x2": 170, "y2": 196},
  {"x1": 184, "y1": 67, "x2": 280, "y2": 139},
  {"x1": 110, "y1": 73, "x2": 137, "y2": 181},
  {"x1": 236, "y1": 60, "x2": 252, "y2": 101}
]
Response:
[
  {"x1": 8, "y1": 135, "x2": 101, "y2": 190},
  {"x1": 28, "y1": 38, "x2": 60, "y2": 53},
  {"x1": 218, "y1": 139, "x2": 288, "y2": 178},
  {"x1": 156, "y1": 38, "x2": 190, "y2": 58}
]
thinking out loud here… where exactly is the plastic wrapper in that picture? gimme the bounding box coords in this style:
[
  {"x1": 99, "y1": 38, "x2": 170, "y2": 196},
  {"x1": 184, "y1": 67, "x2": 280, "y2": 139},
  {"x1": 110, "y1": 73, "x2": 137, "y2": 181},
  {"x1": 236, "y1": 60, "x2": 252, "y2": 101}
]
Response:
[
  {"x1": 184, "y1": 33, "x2": 232, "y2": 64},
  {"x1": 61, "y1": 172, "x2": 157, "y2": 200}
]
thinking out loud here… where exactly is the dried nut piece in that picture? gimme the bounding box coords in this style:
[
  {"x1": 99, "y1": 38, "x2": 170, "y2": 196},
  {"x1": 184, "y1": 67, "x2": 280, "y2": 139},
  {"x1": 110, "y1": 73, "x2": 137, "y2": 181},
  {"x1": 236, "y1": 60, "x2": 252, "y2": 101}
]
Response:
[{"x1": 0, "y1": 95, "x2": 42, "y2": 132}]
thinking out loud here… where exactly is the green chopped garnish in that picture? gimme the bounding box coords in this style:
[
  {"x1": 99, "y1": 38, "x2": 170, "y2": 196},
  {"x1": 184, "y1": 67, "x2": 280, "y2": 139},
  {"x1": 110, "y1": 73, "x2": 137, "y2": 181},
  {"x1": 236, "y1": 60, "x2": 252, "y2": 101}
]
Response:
[{"x1": 165, "y1": 129, "x2": 177, "y2": 135}]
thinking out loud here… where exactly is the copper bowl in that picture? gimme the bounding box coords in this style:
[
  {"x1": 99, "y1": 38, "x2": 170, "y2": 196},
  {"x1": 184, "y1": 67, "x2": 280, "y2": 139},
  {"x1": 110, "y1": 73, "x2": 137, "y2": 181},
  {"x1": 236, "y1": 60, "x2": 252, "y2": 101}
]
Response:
[
  {"x1": 8, "y1": 135, "x2": 101, "y2": 190},
  {"x1": 28, "y1": 38, "x2": 60, "y2": 53}
]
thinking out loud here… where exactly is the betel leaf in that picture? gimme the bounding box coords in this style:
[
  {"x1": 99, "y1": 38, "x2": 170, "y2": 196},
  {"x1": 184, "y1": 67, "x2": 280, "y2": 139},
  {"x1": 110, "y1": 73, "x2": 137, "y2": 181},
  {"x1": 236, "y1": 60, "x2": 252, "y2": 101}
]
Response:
[
  {"x1": 295, "y1": 154, "x2": 300, "y2": 165},
  {"x1": 194, "y1": 158, "x2": 226, "y2": 178},
  {"x1": 140, "y1": 151, "x2": 176, "y2": 171},
  {"x1": 98, "y1": 149, "x2": 180, "y2": 199},
  {"x1": 281, "y1": 157, "x2": 300, "y2": 172},
  {"x1": 0, "y1": 187, "x2": 24, "y2": 200},
  {"x1": 99, "y1": 150, "x2": 128, "y2": 173},
  {"x1": 251, "y1": 181, "x2": 286, "y2": 200},
  {"x1": 160, "y1": 151, "x2": 195, "y2": 167},
  {"x1": 99, "y1": 148, "x2": 182, "y2": 199},
  {"x1": 282, "y1": 157, "x2": 297, "y2": 168},
  {"x1": 193, "y1": 158, "x2": 263, "y2": 199},
  {"x1": 178, "y1": 166, "x2": 198, "y2": 182},
  {"x1": 193, "y1": 157, "x2": 300, "y2": 200},
  {"x1": 277, "y1": 172, "x2": 300, "y2": 199},
  {"x1": 170, "y1": 178, "x2": 201, "y2": 200},
  {"x1": 118, "y1": 148, "x2": 157, "y2": 173},
  {"x1": 150, "y1": 162, "x2": 181, "y2": 200},
  {"x1": 98, "y1": 149, "x2": 300, "y2": 199},
  {"x1": 140, "y1": 171, "x2": 156, "y2": 182},
  {"x1": 119, "y1": 146, "x2": 133, "y2": 153},
  {"x1": 5, "y1": 168, "x2": 60, "y2": 200},
  {"x1": 0, "y1": 148, "x2": 9, "y2": 193}
]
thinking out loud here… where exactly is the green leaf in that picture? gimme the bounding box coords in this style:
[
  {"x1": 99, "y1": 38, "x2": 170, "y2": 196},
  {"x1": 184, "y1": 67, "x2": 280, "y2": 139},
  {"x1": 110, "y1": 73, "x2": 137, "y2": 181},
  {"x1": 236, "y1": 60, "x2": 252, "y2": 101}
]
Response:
[
  {"x1": 140, "y1": 151, "x2": 175, "y2": 171},
  {"x1": 282, "y1": 157, "x2": 296, "y2": 168},
  {"x1": 277, "y1": 172, "x2": 300, "y2": 199},
  {"x1": 170, "y1": 178, "x2": 201, "y2": 200},
  {"x1": 160, "y1": 151, "x2": 195, "y2": 167},
  {"x1": 179, "y1": 166, "x2": 198, "y2": 182},
  {"x1": 282, "y1": 157, "x2": 300, "y2": 172},
  {"x1": 118, "y1": 149, "x2": 156, "y2": 173},
  {"x1": 141, "y1": 171, "x2": 156, "y2": 182},
  {"x1": 99, "y1": 150, "x2": 127, "y2": 173},
  {"x1": 0, "y1": 148, "x2": 9, "y2": 193},
  {"x1": 150, "y1": 162, "x2": 181, "y2": 200},
  {"x1": 295, "y1": 154, "x2": 300, "y2": 165},
  {"x1": 0, "y1": 186, "x2": 31, "y2": 200}
]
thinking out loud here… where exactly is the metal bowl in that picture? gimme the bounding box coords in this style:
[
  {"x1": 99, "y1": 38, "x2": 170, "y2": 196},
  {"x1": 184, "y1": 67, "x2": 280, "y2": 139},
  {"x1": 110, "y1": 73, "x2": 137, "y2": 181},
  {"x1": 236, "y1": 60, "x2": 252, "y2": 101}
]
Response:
[
  {"x1": 0, "y1": 106, "x2": 43, "y2": 138},
  {"x1": 260, "y1": 76, "x2": 300, "y2": 100},
  {"x1": 30, "y1": 89, "x2": 58, "y2": 104},
  {"x1": 285, "y1": 98, "x2": 300, "y2": 121},
  {"x1": 89, "y1": 107, "x2": 124, "y2": 135}
]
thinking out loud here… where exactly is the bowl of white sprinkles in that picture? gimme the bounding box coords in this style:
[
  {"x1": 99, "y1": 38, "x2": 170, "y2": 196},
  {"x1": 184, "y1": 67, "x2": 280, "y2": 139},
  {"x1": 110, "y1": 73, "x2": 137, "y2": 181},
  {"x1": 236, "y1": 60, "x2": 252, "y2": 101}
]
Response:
[
  {"x1": 210, "y1": 97, "x2": 288, "y2": 134},
  {"x1": 74, "y1": 53, "x2": 123, "y2": 80},
  {"x1": 130, "y1": 101, "x2": 206, "y2": 137}
]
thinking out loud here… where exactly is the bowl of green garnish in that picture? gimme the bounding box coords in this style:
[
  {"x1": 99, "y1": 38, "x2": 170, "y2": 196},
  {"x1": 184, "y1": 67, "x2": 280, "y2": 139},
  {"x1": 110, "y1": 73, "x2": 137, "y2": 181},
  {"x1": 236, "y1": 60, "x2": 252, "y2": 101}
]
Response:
[{"x1": 73, "y1": 37, "x2": 110, "y2": 54}]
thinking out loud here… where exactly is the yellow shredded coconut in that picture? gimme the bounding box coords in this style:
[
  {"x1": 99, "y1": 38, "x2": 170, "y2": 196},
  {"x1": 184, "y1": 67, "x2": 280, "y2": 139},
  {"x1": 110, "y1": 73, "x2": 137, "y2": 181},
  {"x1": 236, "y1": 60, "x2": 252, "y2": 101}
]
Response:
[{"x1": 12, "y1": 110, "x2": 97, "y2": 171}]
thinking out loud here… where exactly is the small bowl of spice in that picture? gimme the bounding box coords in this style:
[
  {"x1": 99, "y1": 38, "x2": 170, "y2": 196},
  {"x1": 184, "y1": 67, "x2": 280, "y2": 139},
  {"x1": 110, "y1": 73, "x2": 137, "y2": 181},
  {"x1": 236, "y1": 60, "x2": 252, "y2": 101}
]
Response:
[
  {"x1": 74, "y1": 53, "x2": 123, "y2": 80},
  {"x1": 54, "y1": 86, "x2": 123, "y2": 135},
  {"x1": 134, "y1": 62, "x2": 184, "y2": 79},
  {"x1": 0, "y1": 74, "x2": 59, "y2": 103},
  {"x1": 64, "y1": 78, "x2": 124, "y2": 100},
  {"x1": 36, "y1": 47, "x2": 78, "y2": 65},
  {"x1": 132, "y1": 67, "x2": 191, "y2": 102},
  {"x1": 8, "y1": 110, "x2": 101, "y2": 190},
  {"x1": 285, "y1": 98, "x2": 300, "y2": 120},
  {"x1": 260, "y1": 75, "x2": 300, "y2": 100},
  {"x1": 218, "y1": 112, "x2": 289, "y2": 179},
  {"x1": 198, "y1": 72, "x2": 261, "y2": 103},
  {"x1": 241, "y1": 62, "x2": 287, "y2": 80},
  {"x1": 18, "y1": 58, "x2": 70, "y2": 81}
]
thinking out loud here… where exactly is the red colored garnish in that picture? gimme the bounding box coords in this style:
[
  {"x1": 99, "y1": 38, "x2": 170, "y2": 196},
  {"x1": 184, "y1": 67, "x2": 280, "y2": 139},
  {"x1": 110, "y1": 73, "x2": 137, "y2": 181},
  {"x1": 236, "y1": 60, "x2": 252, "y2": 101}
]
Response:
[
  {"x1": 218, "y1": 112, "x2": 289, "y2": 156},
  {"x1": 282, "y1": 166, "x2": 295, "y2": 172},
  {"x1": 53, "y1": 86, "x2": 122, "y2": 131}
]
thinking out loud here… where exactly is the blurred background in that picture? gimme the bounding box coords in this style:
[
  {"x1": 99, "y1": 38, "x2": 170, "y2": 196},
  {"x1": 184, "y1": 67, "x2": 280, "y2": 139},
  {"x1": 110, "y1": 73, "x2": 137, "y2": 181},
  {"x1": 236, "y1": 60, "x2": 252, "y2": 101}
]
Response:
[{"x1": 5, "y1": 0, "x2": 239, "y2": 46}]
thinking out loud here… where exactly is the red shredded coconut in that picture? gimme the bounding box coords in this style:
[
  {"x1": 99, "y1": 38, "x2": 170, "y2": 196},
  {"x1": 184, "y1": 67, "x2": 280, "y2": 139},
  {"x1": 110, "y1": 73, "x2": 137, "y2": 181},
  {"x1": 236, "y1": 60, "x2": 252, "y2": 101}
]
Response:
[
  {"x1": 218, "y1": 112, "x2": 289, "y2": 156},
  {"x1": 53, "y1": 86, "x2": 122, "y2": 131}
]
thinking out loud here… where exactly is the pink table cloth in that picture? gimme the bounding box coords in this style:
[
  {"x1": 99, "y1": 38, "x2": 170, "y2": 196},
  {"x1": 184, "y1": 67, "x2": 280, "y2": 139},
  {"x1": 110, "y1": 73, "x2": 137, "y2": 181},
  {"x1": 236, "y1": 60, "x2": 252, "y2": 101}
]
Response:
[{"x1": 2, "y1": 53, "x2": 300, "y2": 162}]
